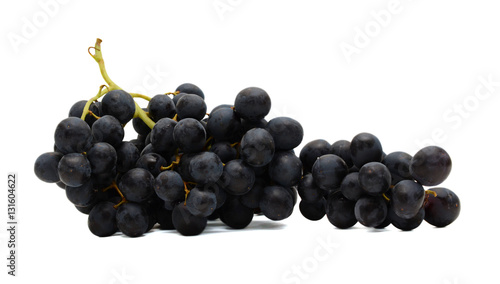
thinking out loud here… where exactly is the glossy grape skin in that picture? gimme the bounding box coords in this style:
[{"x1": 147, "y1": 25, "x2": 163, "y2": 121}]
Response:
[
  {"x1": 154, "y1": 170, "x2": 185, "y2": 206},
  {"x1": 241, "y1": 118, "x2": 267, "y2": 133},
  {"x1": 219, "y1": 159, "x2": 255, "y2": 195},
  {"x1": 265, "y1": 117, "x2": 303, "y2": 151},
  {"x1": 147, "y1": 94, "x2": 176, "y2": 121},
  {"x1": 240, "y1": 128, "x2": 275, "y2": 167},
  {"x1": 326, "y1": 191, "x2": 357, "y2": 229},
  {"x1": 58, "y1": 153, "x2": 92, "y2": 187},
  {"x1": 66, "y1": 181, "x2": 97, "y2": 207},
  {"x1": 209, "y1": 142, "x2": 237, "y2": 163},
  {"x1": 115, "y1": 142, "x2": 140, "y2": 173},
  {"x1": 87, "y1": 142, "x2": 117, "y2": 175},
  {"x1": 34, "y1": 152, "x2": 64, "y2": 183},
  {"x1": 330, "y1": 140, "x2": 353, "y2": 168},
  {"x1": 268, "y1": 151, "x2": 303, "y2": 188},
  {"x1": 188, "y1": 152, "x2": 223, "y2": 185},
  {"x1": 69, "y1": 100, "x2": 100, "y2": 127},
  {"x1": 206, "y1": 108, "x2": 242, "y2": 142},
  {"x1": 390, "y1": 207, "x2": 425, "y2": 231},
  {"x1": 410, "y1": 146, "x2": 452, "y2": 186},
  {"x1": 219, "y1": 197, "x2": 254, "y2": 229},
  {"x1": 116, "y1": 202, "x2": 150, "y2": 237},
  {"x1": 135, "y1": 153, "x2": 167, "y2": 177},
  {"x1": 382, "y1": 151, "x2": 412, "y2": 185},
  {"x1": 354, "y1": 196, "x2": 388, "y2": 227},
  {"x1": 176, "y1": 83, "x2": 205, "y2": 99},
  {"x1": 299, "y1": 198, "x2": 326, "y2": 221},
  {"x1": 240, "y1": 178, "x2": 265, "y2": 209},
  {"x1": 119, "y1": 168, "x2": 155, "y2": 203},
  {"x1": 424, "y1": 187, "x2": 460, "y2": 227},
  {"x1": 234, "y1": 87, "x2": 271, "y2": 121},
  {"x1": 88, "y1": 201, "x2": 117, "y2": 237},
  {"x1": 176, "y1": 94, "x2": 207, "y2": 121},
  {"x1": 340, "y1": 172, "x2": 364, "y2": 202},
  {"x1": 350, "y1": 132, "x2": 383, "y2": 168},
  {"x1": 173, "y1": 118, "x2": 206, "y2": 153},
  {"x1": 91, "y1": 115, "x2": 124, "y2": 147},
  {"x1": 101, "y1": 90, "x2": 136, "y2": 124},
  {"x1": 259, "y1": 185, "x2": 294, "y2": 221},
  {"x1": 172, "y1": 203, "x2": 207, "y2": 236},
  {"x1": 299, "y1": 139, "x2": 331, "y2": 173},
  {"x1": 391, "y1": 180, "x2": 425, "y2": 219},
  {"x1": 297, "y1": 173, "x2": 323, "y2": 202},
  {"x1": 54, "y1": 117, "x2": 93, "y2": 154},
  {"x1": 185, "y1": 187, "x2": 217, "y2": 217},
  {"x1": 358, "y1": 162, "x2": 391, "y2": 196},
  {"x1": 311, "y1": 154, "x2": 348, "y2": 191},
  {"x1": 150, "y1": 118, "x2": 177, "y2": 153}
]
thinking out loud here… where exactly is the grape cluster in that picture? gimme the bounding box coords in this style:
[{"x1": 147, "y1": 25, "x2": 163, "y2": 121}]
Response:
[
  {"x1": 34, "y1": 78, "x2": 306, "y2": 237},
  {"x1": 297, "y1": 133, "x2": 461, "y2": 231}
]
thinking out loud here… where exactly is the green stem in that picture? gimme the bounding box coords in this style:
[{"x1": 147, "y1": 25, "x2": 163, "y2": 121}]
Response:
[
  {"x1": 133, "y1": 102, "x2": 155, "y2": 129},
  {"x1": 80, "y1": 85, "x2": 108, "y2": 120},
  {"x1": 130, "y1": 93, "x2": 152, "y2": 101},
  {"x1": 88, "y1": 38, "x2": 121, "y2": 91}
]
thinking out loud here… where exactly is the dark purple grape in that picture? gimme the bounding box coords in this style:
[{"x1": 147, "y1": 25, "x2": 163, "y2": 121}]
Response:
[
  {"x1": 350, "y1": 132, "x2": 383, "y2": 168},
  {"x1": 176, "y1": 83, "x2": 205, "y2": 99},
  {"x1": 87, "y1": 142, "x2": 117, "y2": 175},
  {"x1": 358, "y1": 162, "x2": 391, "y2": 196},
  {"x1": 34, "y1": 152, "x2": 64, "y2": 183},
  {"x1": 424, "y1": 187, "x2": 460, "y2": 227},
  {"x1": 234, "y1": 87, "x2": 271, "y2": 121},
  {"x1": 88, "y1": 201, "x2": 117, "y2": 237},
  {"x1": 219, "y1": 159, "x2": 255, "y2": 196},
  {"x1": 410, "y1": 146, "x2": 452, "y2": 186},
  {"x1": 91, "y1": 115, "x2": 124, "y2": 147},
  {"x1": 176, "y1": 94, "x2": 207, "y2": 121},
  {"x1": 311, "y1": 154, "x2": 348, "y2": 191},
  {"x1": 268, "y1": 151, "x2": 302, "y2": 188},
  {"x1": 150, "y1": 118, "x2": 177, "y2": 153},
  {"x1": 173, "y1": 118, "x2": 206, "y2": 153},
  {"x1": 330, "y1": 140, "x2": 353, "y2": 168},
  {"x1": 259, "y1": 185, "x2": 294, "y2": 221},
  {"x1": 119, "y1": 168, "x2": 155, "y2": 203},
  {"x1": 58, "y1": 153, "x2": 92, "y2": 187},
  {"x1": 382, "y1": 151, "x2": 413, "y2": 185},
  {"x1": 54, "y1": 117, "x2": 93, "y2": 154},
  {"x1": 299, "y1": 139, "x2": 331, "y2": 173},
  {"x1": 354, "y1": 196, "x2": 387, "y2": 228},
  {"x1": 172, "y1": 203, "x2": 207, "y2": 236},
  {"x1": 206, "y1": 108, "x2": 242, "y2": 142},
  {"x1": 240, "y1": 128, "x2": 275, "y2": 167},
  {"x1": 116, "y1": 202, "x2": 149, "y2": 237},
  {"x1": 326, "y1": 191, "x2": 357, "y2": 229},
  {"x1": 265, "y1": 117, "x2": 303, "y2": 151},
  {"x1": 101, "y1": 90, "x2": 135, "y2": 124},
  {"x1": 147, "y1": 94, "x2": 176, "y2": 121},
  {"x1": 391, "y1": 180, "x2": 425, "y2": 219}
]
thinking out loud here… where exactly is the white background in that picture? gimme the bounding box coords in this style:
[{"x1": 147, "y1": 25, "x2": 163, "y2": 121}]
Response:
[{"x1": 1, "y1": 1, "x2": 499, "y2": 283}]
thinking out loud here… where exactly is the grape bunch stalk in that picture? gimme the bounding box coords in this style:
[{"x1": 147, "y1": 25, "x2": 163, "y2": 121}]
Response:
[
  {"x1": 34, "y1": 38, "x2": 305, "y2": 237},
  {"x1": 297, "y1": 133, "x2": 461, "y2": 230}
]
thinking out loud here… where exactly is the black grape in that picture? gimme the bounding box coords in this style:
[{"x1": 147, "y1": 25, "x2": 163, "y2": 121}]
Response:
[
  {"x1": 69, "y1": 100, "x2": 100, "y2": 127},
  {"x1": 175, "y1": 94, "x2": 207, "y2": 121},
  {"x1": 219, "y1": 159, "x2": 255, "y2": 195},
  {"x1": 311, "y1": 154, "x2": 348, "y2": 191},
  {"x1": 88, "y1": 201, "x2": 117, "y2": 237},
  {"x1": 54, "y1": 117, "x2": 93, "y2": 154},
  {"x1": 219, "y1": 197, "x2": 254, "y2": 229},
  {"x1": 116, "y1": 202, "x2": 150, "y2": 237},
  {"x1": 299, "y1": 198, "x2": 326, "y2": 221},
  {"x1": 354, "y1": 196, "x2": 387, "y2": 227},
  {"x1": 115, "y1": 142, "x2": 140, "y2": 173},
  {"x1": 240, "y1": 128, "x2": 275, "y2": 167},
  {"x1": 326, "y1": 191, "x2": 357, "y2": 229},
  {"x1": 358, "y1": 162, "x2": 391, "y2": 196},
  {"x1": 119, "y1": 168, "x2": 155, "y2": 203},
  {"x1": 101, "y1": 90, "x2": 136, "y2": 124},
  {"x1": 209, "y1": 142, "x2": 237, "y2": 163},
  {"x1": 147, "y1": 94, "x2": 176, "y2": 121},
  {"x1": 66, "y1": 181, "x2": 97, "y2": 206},
  {"x1": 188, "y1": 152, "x2": 223, "y2": 185},
  {"x1": 410, "y1": 146, "x2": 452, "y2": 186},
  {"x1": 297, "y1": 173, "x2": 323, "y2": 202},
  {"x1": 176, "y1": 83, "x2": 205, "y2": 99},
  {"x1": 135, "y1": 153, "x2": 167, "y2": 177},
  {"x1": 299, "y1": 139, "x2": 331, "y2": 173},
  {"x1": 150, "y1": 118, "x2": 177, "y2": 153},
  {"x1": 87, "y1": 142, "x2": 117, "y2": 175},
  {"x1": 173, "y1": 118, "x2": 206, "y2": 153},
  {"x1": 259, "y1": 185, "x2": 294, "y2": 221},
  {"x1": 132, "y1": 108, "x2": 152, "y2": 136},
  {"x1": 265, "y1": 117, "x2": 303, "y2": 151},
  {"x1": 350, "y1": 132, "x2": 383, "y2": 168},
  {"x1": 91, "y1": 115, "x2": 124, "y2": 147},
  {"x1": 330, "y1": 140, "x2": 353, "y2": 168},
  {"x1": 154, "y1": 170, "x2": 185, "y2": 207},
  {"x1": 172, "y1": 203, "x2": 207, "y2": 236},
  {"x1": 390, "y1": 207, "x2": 425, "y2": 231},
  {"x1": 234, "y1": 87, "x2": 271, "y2": 121},
  {"x1": 34, "y1": 152, "x2": 64, "y2": 183},
  {"x1": 206, "y1": 107, "x2": 242, "y2": 142},
  {"x1": 382, "y1": 151, "x2": 413, "y2": 185},
  {"x1": 268, "y1": 150, "x2": 302, "y2": 188},
  {"x1": 340, "y1": 172, "x2": 364, "y2": 202},
  {"x1": 424, "y1": 187, "x2": 460, "y2": 227},
  {"x1": 58, "y1": 153, "x2": 92, "y2": 187},
  {"x1": 240, "y1": 178, "x2": 266, "y2": 209},
  {"x1": 154, "y1": 206, "x2": 175, "y2": 230},
  {"x1": 185, "y1": 187, "x2": 217, "y2": 217},
  {"x1": 391, "y1": 180, "x2": 425, "y2": 219}
]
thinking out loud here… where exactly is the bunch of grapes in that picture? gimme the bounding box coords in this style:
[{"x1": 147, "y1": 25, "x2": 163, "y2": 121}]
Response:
[
  {"x1": 297, "y1": 133, "x2": 461, "y2": 230},
  {"x1": 34, "y1": 39, "x2": 304, "y2": 237}
]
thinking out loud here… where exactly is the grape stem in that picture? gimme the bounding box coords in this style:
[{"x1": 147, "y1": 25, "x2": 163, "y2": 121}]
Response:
[
  {"x1": 80, "y1": 85, "x2": 108, "y2": 120},
  {"x1": 103, "y1": 181, "x2": 127, "y2": 209},
  {"x1": 88, "y1": 38, "x2": 121, "y2": 91},
  {"x1": 130, "y1": 93, "x2": 152, "y2": 101},
  {"x1": 183, "y1": 182, "x2": 191, "y2": 205}
]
